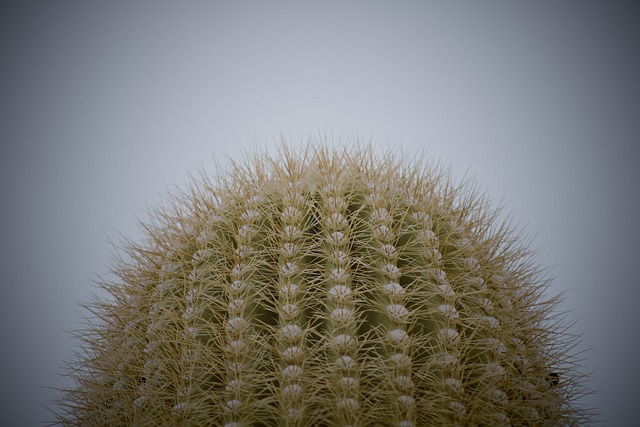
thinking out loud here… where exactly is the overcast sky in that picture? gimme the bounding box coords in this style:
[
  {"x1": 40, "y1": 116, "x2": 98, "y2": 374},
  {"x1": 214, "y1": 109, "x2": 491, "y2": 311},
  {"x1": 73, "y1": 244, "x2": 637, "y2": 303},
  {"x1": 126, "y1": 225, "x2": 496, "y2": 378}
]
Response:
[{"x1": 2, "y1": 1, "x2": 639, "y2": 425}]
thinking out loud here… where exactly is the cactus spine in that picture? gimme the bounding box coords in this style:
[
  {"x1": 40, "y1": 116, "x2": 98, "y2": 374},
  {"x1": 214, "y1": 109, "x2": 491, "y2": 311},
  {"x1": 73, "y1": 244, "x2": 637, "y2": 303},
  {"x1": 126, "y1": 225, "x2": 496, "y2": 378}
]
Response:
[{"x1": 56, "y1": 141, "x2": 590, "y2": 426}]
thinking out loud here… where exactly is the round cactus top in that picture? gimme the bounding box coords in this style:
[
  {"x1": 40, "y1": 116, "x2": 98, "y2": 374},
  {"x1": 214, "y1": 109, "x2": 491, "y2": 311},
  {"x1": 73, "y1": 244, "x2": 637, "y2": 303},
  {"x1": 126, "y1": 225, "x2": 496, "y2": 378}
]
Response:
[{"x1": 55, "y1": 141, "x2": 592, "y2": 426}]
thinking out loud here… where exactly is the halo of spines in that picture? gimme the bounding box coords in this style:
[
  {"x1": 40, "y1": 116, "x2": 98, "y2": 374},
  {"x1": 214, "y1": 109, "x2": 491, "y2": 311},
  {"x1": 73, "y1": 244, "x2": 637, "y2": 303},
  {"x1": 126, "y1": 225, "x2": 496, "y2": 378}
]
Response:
[{"x1": 55, "y1": 138, "x2": 592, "y2": 426}]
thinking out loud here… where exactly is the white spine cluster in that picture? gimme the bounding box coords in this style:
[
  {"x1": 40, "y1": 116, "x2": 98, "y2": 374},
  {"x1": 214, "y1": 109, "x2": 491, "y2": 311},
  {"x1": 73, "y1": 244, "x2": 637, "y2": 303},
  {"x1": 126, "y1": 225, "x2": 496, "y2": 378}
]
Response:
[
  {"x1": 367, "y1": 179, "x2": 417, "y2": 427},
  {"x1": 276, "y1": 175, "x2": 308, "y2": 426},
  {"x1": 321, "y1": 171, "x2": 362, "y2": 427},
  {"x1": 221, "y1": 192, "x2": 262, "y2": 426},
  {"x1": 417, "y1": 206, "x2": 470, "y2": 424}
]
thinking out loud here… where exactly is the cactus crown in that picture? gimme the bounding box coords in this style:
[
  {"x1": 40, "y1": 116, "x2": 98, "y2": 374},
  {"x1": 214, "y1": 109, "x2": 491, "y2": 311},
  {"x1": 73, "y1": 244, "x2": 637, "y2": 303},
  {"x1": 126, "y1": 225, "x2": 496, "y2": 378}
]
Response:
[{"x1": 56, "y1": 140, "x2": 591, "y2": 426}]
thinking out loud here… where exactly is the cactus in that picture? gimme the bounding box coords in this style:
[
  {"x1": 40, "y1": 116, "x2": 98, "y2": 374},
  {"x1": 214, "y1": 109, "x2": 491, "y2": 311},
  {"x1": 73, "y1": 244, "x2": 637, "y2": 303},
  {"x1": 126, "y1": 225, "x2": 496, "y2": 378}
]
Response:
[{"x1": 56, "y1": 141, "x2": 591, "y2": 426}]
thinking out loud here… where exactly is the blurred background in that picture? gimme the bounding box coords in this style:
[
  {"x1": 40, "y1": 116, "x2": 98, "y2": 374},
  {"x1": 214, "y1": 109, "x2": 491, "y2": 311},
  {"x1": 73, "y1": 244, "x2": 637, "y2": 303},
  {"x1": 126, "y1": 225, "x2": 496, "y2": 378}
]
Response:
[{"x1": 2, "y1": 1, "x2": 638, "y2": 425}]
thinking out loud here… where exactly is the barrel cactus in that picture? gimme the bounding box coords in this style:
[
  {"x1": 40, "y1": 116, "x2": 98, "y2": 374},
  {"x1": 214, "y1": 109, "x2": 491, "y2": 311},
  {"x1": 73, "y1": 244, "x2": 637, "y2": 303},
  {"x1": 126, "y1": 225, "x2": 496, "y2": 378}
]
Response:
[{"x1": 56, "y1": 141, "x2": 590, "y2": 426}]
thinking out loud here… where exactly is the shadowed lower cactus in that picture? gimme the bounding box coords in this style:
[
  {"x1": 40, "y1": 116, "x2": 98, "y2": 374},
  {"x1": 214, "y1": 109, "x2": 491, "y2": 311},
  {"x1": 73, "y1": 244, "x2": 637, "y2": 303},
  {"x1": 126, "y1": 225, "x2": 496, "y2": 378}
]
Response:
[{"x1": 56, "y1": 140, "x2": 592, "y2": 426}]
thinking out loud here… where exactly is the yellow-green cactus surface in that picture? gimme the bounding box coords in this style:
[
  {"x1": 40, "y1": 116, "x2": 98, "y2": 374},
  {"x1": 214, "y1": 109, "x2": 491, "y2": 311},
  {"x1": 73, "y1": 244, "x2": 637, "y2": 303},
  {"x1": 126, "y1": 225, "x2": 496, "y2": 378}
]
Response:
[{"x1": 57, "y1": 141, "x2": 590, "y2": 426}]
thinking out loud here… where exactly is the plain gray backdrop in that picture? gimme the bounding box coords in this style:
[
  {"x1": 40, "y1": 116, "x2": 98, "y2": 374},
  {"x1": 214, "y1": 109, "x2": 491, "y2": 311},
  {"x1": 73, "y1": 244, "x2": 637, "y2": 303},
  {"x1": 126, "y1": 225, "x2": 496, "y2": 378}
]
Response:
[{"x1": 2, "y1": 1, "x2": 639, "y2": 425}]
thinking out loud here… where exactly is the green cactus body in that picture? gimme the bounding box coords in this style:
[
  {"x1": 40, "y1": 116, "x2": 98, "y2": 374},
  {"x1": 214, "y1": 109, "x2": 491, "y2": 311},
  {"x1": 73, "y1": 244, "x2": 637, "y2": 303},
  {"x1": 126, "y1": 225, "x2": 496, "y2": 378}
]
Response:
[{"x1": 57, "y1": 142, "x2": 589, "y2": 426}]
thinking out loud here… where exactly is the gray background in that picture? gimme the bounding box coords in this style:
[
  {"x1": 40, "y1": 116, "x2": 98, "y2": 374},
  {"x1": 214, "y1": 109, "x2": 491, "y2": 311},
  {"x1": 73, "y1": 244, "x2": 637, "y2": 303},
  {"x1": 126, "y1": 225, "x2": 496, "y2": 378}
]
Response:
[{"x1": 2, "y1": 1, "x2": 639, "y2": 425}]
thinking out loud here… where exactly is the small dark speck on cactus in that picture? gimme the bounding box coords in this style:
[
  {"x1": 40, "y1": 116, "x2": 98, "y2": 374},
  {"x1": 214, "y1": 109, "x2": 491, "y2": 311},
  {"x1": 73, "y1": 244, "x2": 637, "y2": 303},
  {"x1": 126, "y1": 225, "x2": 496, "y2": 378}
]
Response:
[{"x1": 54, "y1": 139, "x2": 593, "y2": 426}]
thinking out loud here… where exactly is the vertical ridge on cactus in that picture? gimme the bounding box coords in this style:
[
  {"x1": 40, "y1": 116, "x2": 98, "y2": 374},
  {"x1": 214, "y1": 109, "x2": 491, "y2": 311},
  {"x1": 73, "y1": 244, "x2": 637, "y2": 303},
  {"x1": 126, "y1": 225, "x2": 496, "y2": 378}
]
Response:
[{"x1": 54, "y1": 139, "x2": 592, "y2": 426}]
